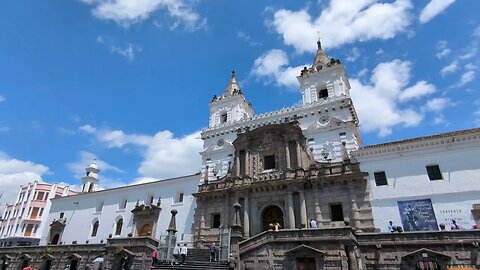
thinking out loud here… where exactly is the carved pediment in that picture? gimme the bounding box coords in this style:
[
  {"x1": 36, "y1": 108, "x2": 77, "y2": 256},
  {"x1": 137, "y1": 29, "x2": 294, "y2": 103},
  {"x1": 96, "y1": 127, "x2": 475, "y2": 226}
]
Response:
[
  {"x1": 402, "y1": 248, "x2": 450, "y2": 259},
  {"x1": 50, "y1": 218, "x2": 67, "y2": 228},
  {"x1": 285, "y1": 244, "x2": 326, "y2": 256},
  {"x1": 204, "y1": 140, "x2": 234, "y2": 153},
  {"x1": 307, "y1": 115, "x2": 347, "y2": 131}
]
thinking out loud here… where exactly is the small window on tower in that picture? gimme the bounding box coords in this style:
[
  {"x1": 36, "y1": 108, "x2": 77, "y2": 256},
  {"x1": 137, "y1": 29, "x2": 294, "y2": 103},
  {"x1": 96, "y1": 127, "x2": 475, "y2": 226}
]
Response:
[
  {"x1": 178, "y1": 192, "x2": 184, "y2": 203},
  {"x1": 318, "y1": 88, "x2": 328, "y2": 99},
  {"x1": 212, "y1": 213, "x2": 221, "y2": 228},
  {"x1": 330, "y1": 203, "x2": 344, "y2": 222},
  {"x1": 221, "y1": 113, "x2": 228, "y2": 123},
  {"x1": 264, "y1": 155, "x2": 276, "y2": 170}
]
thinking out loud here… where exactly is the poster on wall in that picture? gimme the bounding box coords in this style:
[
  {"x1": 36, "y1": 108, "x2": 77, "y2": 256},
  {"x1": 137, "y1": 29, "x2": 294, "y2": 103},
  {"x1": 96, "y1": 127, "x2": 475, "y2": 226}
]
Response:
[{"x1": 397, "y1": 199, "x2": 439, "y2": 231}]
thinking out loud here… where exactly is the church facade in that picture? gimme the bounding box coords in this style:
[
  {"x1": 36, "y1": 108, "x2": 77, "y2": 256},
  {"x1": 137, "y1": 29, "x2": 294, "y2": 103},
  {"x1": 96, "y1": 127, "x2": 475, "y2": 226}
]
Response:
[{"x1": 0, "y1": 41, "x2": 480, "y2": 269}]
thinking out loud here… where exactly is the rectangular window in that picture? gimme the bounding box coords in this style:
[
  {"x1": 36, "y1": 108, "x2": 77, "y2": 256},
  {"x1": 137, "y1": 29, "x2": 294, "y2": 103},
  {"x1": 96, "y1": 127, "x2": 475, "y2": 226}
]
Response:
[
  {"x1": 330, "y1": 203, "x2": 344, "y2": 222},
  {"x1": 374, "y1": 171, "x2": 388, "y2": 186},
  {"x1": 212, "y1": 213, "x2": 221, "y2": 228},
  {"x1": 221, "y1": 113, "x2": 228, "y2": 124},
  {"x1": 264, "y1": 155, "x2": 276, "y2": 170},
  {"x1": 44, "y1": 192, "x2": 49, "y2": 200},
  {"x1": 59, "y1": 212, "x2": 64, "y2": 219},
  {"x1": 318, "y1": 88, "x2": 328, "y2": 99},
  {"x1": 36, "y1": 192, "x2": 44, "y2": 201},
  {"x1": 288, "y1": 140, "x2": 298, "y2": 169},
  {"x1": 239, "y1": 150, "x2": 246, "y2": 175},
  {"x1": 33, "y1": 225, "x2": 38, "y2": 234},
  {"x1": 178, "y1": 192, "x2": 184, "y2": 203},
  {"x1": 426, "y1": 165, "x2": 443, "y2": 180},
  {"x1": 149, "y1": 196, "x2": 154, "y2": 204},
  {"x1": 120, "y1": 199, "x2": 128, "y2": 210},
  {"x1": 96, "y1": 202, "x2": 104, "y2": 213},
  {"x1": 30, "y1": 207, "x2": 39, "y2": 219}
]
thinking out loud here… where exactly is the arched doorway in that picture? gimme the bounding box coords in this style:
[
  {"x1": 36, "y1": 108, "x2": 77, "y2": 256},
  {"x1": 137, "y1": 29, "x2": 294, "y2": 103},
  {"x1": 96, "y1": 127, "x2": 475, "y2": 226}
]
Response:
[
  {"x1": 262, "y1": 205, "x2": 284, "y2": 231},
  {"x1": 51, "y1": 234, "x2": 60, "y2": 245},
  {"x1": 139, "y1": 224, "x2": 152, "y2": 236}
]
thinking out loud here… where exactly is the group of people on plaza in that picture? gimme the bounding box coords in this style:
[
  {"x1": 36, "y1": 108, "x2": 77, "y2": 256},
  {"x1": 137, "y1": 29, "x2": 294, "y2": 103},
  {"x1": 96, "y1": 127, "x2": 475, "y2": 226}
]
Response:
[
  {"x1": 272, "y1": 219, "x2": 319, "y2": 231},
  {"x1": 387, "y1": 219, "x2": 477, "y2": 233}
]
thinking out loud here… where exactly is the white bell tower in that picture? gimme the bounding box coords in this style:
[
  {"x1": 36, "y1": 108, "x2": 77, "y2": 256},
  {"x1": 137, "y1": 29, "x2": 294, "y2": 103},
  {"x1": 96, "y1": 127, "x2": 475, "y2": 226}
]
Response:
[
  {"x1": 297, "y1": 40, "x2": 352, "y2": 105},
  {"x1": 81, "y1": 161, "x2": 99, "y2": 193},
  {"x1": 208, "y1": 70, "x2": 254, "y2": 128}
]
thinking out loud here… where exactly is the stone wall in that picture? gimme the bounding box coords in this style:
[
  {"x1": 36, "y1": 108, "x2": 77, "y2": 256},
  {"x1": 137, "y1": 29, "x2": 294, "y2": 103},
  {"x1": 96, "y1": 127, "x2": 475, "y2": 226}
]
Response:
[
  {"x1": 0, "y1": 237, "x2": 157, "y2": 270},
  {"x1": 237, "y1": 227, "x2": 480, "y2": 270}
]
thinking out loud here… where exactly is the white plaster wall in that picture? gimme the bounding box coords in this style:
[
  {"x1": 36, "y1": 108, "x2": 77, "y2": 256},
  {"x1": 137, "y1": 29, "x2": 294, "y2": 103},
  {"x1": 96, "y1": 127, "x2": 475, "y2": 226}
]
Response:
[
  {"x1": 40, "y1": 174, "x2": 199, "y2": 245},
  {"x1": 356, "y1": 140, "x2": 480, "y2": 232}
]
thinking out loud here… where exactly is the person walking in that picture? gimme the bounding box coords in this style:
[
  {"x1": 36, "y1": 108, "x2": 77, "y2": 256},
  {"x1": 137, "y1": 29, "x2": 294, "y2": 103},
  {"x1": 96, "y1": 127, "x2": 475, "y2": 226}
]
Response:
[
  {"x1": 180, "y1": 244, "x2": 188, "y2": 265},
  {"x1": 209, "y1": 243, "x2": 217, "y2": 262},
  {"x1": 228, "y1": 253, "x2": 237, "y2": 270},
  {"x1": 172, "y1": 244, "x2": 181, "y2": 266}
]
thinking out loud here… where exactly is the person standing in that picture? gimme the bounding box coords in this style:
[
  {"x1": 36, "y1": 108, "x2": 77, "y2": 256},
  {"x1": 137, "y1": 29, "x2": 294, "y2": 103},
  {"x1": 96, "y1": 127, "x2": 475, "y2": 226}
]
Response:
[
  {"x1": 228, "y1": 253, "x2": 237, "y2": 270},
  {"x1": 180, "y1": 244, "x2": 188, "y2": 265},
  {"x1": 209, "y1": 243, "x2": 217, "y2": 262},
  {"x1": 387, "y1": 221, "x2": 395, "y2": 233},
  {"x1": 172, "y1": 244, "x2": 181, "y2": 266},
  {"x1": 451, "y1": 219, "x2": 462, "y2": 230},
  {"x1": 310, "y1": 219, "x2": 318, "y2": 228},
  {"x1": 151, "y1": 249, "x2": 158, "y2": 267}
]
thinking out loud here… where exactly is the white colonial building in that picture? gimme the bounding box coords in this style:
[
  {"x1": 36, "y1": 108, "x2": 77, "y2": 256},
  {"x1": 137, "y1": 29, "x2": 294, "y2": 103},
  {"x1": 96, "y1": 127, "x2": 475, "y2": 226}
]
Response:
[
  {"x1": 0, "y1": 181, "x2": 76, "y2": 247},
  {"x1": 40, "y1": 163, "x2": 199, "y2": 246},
  {"x1": 201, "y1": 41, "x2": 360, "y2": 184},
  {"x1": 352, "y1": 128, "x2": 480, "y2": 232}
]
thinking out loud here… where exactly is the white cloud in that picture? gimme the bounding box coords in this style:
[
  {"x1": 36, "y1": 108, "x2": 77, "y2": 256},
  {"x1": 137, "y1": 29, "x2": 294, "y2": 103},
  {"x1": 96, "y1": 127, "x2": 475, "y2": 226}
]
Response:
[
  {"x1": 79, "y1": 125, "x2": 203, "y2": 180},
  {"x1": 67, "y1": 151, "x2": 124, "y2": 178},
  {"x1": 376, "y1": 49, "x2": 384, "y2": 56},
  {"x1": 0, "y1": 95, "x2": 4, "y2": 102},
  {"x1": 460, "y1": 46, "x2": 478, "y2": 60},
  {"x1": 425, "y1": 97, "x2": 450, "y2": 112},
  {"x1": 268, "y1": 0, "x2": 413, "y2": 53},
  {"x1": 251, "y1": 49, "x2": 306, "y2": 89},
  {"x1": 80, "y1": 0, "x2": 206, "y2": 30},
  {"x1": 440, "y1": 62, "x2": 458, "y2": 76},
  {"x1": 237, "y1": 31, "x2": 261, "y2": 47},
  {"x1": 111, "y1": 43, "x2": 142, "y2": 62},
  {"x1": 0, "y1": 127, "x2": 9, "y2": 132},
  {"x1": 0, "y1": 152, "x2": 49, "y2": 210},
  {"x1": 419, "y1": 0, "x2": 456, "y2": 24},
  {"x1": 399, "y1": 80, "x2": 436, "y2": 102},
  {"x1": 346, "y1": 47, "x2": 360, "y2": 62},
  {"x1": 350, "y1": 59, "x2": 436, "y2": 137},
  {"x1": 435, "y1": 40, "x2": 450, "y2": 59},
  {"x1": 455, "y1": 70, "x2": 475, "y2": 87}
]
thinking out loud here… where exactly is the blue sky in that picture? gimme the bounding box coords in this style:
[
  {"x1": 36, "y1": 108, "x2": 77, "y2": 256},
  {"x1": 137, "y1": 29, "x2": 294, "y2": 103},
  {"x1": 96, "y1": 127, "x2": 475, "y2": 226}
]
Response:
[{"x1": 0, "y1": 0, "x2": 479, "y2": 207}]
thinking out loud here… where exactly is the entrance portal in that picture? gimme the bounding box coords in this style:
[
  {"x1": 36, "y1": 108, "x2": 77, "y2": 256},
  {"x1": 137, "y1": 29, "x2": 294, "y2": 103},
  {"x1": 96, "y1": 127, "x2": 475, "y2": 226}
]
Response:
[
  {"x1": 262, "y1": 206, "x2": 284, "y2": 231},
  {"x1": 51, "y1": 234, "x2": 60, "y2": 245},
  {"x1": 296, "y1": 257, "x2": 315, "y2": 270}
]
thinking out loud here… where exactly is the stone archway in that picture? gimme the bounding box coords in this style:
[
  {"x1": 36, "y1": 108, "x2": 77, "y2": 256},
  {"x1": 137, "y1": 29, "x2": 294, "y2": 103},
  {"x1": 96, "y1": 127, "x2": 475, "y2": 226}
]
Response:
[{"x1": 262, "y1": 205, "x2": 284, "y2": 231}]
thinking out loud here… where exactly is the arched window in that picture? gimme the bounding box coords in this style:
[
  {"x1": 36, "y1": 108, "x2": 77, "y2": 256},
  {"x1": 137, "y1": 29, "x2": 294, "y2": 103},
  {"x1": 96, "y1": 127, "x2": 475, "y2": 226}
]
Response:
[
  {"x1": 91, "y1": 220, "x2": 99, "y2": 237},
  {"x1": 115, "y1": 218, "x2": 123, "y2": 236}
]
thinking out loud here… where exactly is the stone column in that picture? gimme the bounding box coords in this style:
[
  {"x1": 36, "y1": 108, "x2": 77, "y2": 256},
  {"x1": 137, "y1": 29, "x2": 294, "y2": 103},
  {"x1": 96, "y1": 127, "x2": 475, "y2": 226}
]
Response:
[
  {"x1": 235, "y1": 151, "x2": 240, "y2": 176},
  {"x1": 230, "y1": 203, "x2": 244, "y2": 255},
  {"x1": 166, "y1": 209, "x2": 178, "y2": 262},
  {"x1": 285, "y1": 143, "x2": 291, "y2": 169},
  {"x1": 299, "y1": 191, "x2": 307, "y2": 228},
  {"x1": 243, "y1": 196, "x2": 250, "y2": 237},
  {"x1": 245, "y1": 151, "x2": 249, "y2": 175},
  {"x1": 250, "y1": 200, "x2": 259, "y2": 235},
  {"x1": 347, "y1": 245, "x2": 359, "y2": 270},
  {"x1": 287, "y1": 192, "x2": 295, "y2": 229},
  {"x1": 296, "y1": 141, "x2": 302, "y2": 168}
]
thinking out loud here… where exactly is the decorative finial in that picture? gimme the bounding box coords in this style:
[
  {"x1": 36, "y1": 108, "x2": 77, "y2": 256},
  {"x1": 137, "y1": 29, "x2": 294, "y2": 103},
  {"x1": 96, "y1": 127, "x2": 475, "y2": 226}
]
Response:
[
  {"x1": 231, "y1": 70, "x2": 236, "y2": 79},
  {"x1": 316, "y1": 31, "x2": 322, "y2": 49}
]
